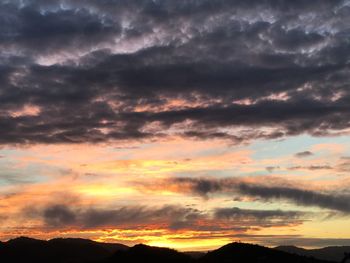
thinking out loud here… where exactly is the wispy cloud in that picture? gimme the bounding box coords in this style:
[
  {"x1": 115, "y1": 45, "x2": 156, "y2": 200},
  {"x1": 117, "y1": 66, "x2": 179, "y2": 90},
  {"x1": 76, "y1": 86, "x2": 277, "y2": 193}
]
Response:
[
  {"x1": 154, "y1": 177, "x2": 350, "y2": 213},
  {"x1": 22, "y1": 203, "x2": 308, "y2": 234}
]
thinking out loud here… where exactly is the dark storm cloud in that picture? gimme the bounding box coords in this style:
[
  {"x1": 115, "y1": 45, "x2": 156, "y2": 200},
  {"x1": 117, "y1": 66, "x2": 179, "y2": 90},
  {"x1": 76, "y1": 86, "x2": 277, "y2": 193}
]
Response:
[
  {"x1": 0, "y1": 0, "x2": 350, "y2": 144},
  {"x1": 167, "y1": 177, "x2": 350, "y2": 213},
  {"x1": 0, "y1": 1, "x2": 121, "y2": 55}
]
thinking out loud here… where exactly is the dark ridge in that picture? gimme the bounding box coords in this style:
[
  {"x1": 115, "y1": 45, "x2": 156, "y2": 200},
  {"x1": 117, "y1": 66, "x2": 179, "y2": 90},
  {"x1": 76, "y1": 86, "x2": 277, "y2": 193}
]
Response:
[
  {"x1": 0, "y1": 237, "x2": 128, "y2": 263},
  {"x1": 0, "y1": 237, "x2": 340, "y2": 263},
  {"x1": 275, "y1": 245, "x2": 310, "y2": 256},
  {"x1": 100, "y1": 244, "x2": 193, "y2": 263},
  {"x1": 49, "y1": 238, "x2": 128, "y2": 253},
  {"x1": 7, "y1": 236, "x2": 46, "y2": 245},
  {"x1": 198, "y1": 242, "x2": 334, "y2": 263},
  {"x1": 276, "y1": 245, "x2": 350, "y2": 262}
]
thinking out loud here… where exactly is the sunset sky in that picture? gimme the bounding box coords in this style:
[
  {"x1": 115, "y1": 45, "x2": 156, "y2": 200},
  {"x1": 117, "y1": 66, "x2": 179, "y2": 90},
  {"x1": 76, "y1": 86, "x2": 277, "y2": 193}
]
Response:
[{"x1": 1, "y1": 0, "x2": 350, "y2": 251}]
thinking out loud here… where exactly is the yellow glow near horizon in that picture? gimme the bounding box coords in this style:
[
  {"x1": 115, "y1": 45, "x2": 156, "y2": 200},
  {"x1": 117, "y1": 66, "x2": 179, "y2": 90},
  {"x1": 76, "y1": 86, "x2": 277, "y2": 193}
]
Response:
[{"x1": 74, "y1": 184, "x2": 137, "y2": 197}]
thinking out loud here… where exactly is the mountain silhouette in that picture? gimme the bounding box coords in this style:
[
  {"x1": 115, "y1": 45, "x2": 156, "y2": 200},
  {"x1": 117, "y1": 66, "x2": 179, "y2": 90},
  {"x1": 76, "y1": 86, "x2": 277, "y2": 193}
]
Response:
[
  {"x1": 0, "y1": 237, "x2": 128, "y2": 263},
  {"x1": 0, "y1": 237, "x2": 340, "y2": 263},
  {"x1": 198, "y1": 242, "x2": 334, "y2": 263},
  {"x1": 276, "y1": 245, "x2": 350, "y2": 262},
  {"x1": 93, "y1": 242, "x2": 335, "y2": 263},
  {"x1": 99, "y1": 244, "x2": 193, "y2": 263}
]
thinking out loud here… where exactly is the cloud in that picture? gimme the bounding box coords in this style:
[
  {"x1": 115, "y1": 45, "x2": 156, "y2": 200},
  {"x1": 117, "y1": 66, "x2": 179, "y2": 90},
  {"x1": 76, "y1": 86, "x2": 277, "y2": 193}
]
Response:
[
  {"x1": 295, "y1": 151, "x2": 314, "y2": 158},
  {"x1": 238, "y1": 184, "x2": 350, "y2": 214},
  {"x1": 0, "y1": 2, "x2": 121, "y2": 57},
  {"x1": 43, "y1": 205, "x2": 76, "y2": 227},
  {"x1": 337, "y1": 157, "x2": 350, "y2": 172},
  {"x1": 214, "y1": 207, "x2": 305, "y2": 220},
  {"x1": 41, "y1": 204, "x2": 202, "y2": 229},
  {"x1": 266, "y1": 166, "x2": 280, "y2": 173},
  {"x1": 0, "y1": 167, "x2": 38, "y2": 185},
  {"x1": 28, "y1": 203, "x2": 309, "y2": 233},
  {"x1": 287, "y1": 165, "x2": 332, "y2": 170},
  {"x1": 166, "y1": 177, "x2": 350, "y2": 213},
  {"x1": 0, "y1": 0, "x2": 349, "y2": 145}
]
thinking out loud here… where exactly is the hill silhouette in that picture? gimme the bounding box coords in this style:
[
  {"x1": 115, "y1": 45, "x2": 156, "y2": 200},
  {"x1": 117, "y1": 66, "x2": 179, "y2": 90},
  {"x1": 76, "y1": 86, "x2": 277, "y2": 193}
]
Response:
[
  {"x1": 198, "y1": 243, "x2": 334, "y2": 263},
  {"x1": 95, "y1": 242, "x2": 334, "y2": 263},
  {"x1": 276, "y1": 245, "x2": 350, "y2": 262},
  {"x1": 0, "y1": 237, "x2": 340, "y2": 263},
  {"x1": 0, "y1": 237, "x2": 128, "y2": 263},
  {"x1": 98, "y1": 244, "x2": 193, "y2": 263}
]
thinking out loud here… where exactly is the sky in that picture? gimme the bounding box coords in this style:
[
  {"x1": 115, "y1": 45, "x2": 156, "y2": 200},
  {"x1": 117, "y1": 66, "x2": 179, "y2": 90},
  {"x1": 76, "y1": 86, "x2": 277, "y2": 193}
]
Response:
[{"x1": 1, "y1": 0, "x2": 350, "y2": 251}]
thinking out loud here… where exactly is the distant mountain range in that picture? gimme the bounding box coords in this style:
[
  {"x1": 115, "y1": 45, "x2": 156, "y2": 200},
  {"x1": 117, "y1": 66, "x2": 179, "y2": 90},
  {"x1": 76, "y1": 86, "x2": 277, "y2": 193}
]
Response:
[
  {"x1": 0, "y1": 237, "x2": 347, "y2": 263},
  {"x1": 198, "y1": 243, "x2": 334, "y2": 263},
  {"x1": 276, "y1": 245, "x2": 350, "y2": 262}
]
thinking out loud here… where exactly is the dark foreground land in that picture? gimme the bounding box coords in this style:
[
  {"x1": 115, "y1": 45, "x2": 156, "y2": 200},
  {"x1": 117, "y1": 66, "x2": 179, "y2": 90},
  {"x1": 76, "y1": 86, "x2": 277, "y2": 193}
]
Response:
[{"x1": 0, "y1": 237, "x2": 347, "y2": 263}]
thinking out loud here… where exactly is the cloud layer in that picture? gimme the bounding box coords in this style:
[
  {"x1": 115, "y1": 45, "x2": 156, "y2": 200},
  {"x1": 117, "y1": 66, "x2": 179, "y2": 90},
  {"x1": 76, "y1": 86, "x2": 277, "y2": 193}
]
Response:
[
  {"x1": 0, "y1": 0, "x2": 350, "y2": 144},
  {"x1": 26, "y1": 203, "x2": 308, "y2": 233},
  {"x1": 163, "y1": 177, "x2": 350, "y2": 213}
]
